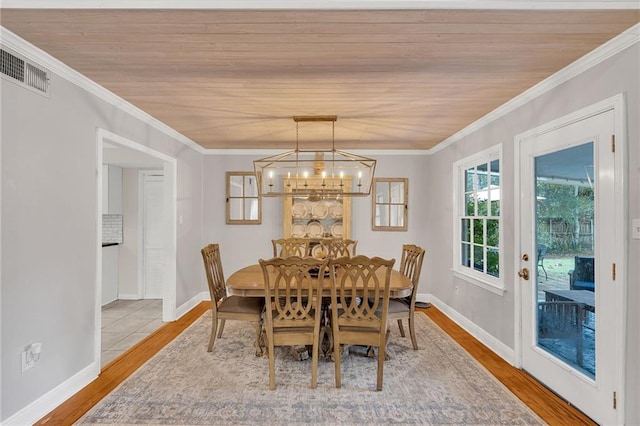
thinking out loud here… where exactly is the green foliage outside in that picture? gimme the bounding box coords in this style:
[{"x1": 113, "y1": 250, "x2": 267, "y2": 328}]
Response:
[{"x1": 536, "y1": 182, "x2": 594, "y2": 254}]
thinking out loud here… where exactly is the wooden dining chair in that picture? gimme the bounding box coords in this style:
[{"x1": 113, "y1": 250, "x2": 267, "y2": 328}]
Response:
[
  {"x1": 319, "y1": 238, "x2": 358, "y2": 258},
  {"x1": 201, "y1": 244, "x2": 265, "y2": 356},
  {"x1": 328, "y1": 255, "x2": 395, "y2": 391},
  {"x1": 259, "y1": 256, "x2": 328, "y2": 390},
  {"x1": 271, "y1": 238, "x2": 310, "y2": 258},
  {"x1": 387, "y1": 244, "x2": 425, "y2": 350}
]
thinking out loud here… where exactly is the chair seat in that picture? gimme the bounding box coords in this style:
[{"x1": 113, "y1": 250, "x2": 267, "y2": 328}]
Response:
[
  {"x1": 387, "y1": 299, "x2": 411, "y2": 314},
  {"x1": 219, "y1": 295, "x2": 264, "y2": 314}
]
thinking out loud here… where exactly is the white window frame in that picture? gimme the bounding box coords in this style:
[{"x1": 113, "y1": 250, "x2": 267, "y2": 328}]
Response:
[{"x1": 452, "y1": 144, "x2": 505, "y2": 295}]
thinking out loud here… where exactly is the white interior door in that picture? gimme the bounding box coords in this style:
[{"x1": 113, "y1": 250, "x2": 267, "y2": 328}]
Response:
[
  {"x1": 518, "y1": 109, "x2": 621, "y2": 424},
  {"x1": 142, "y1": 172, "x2": 164, "y2": 299}
]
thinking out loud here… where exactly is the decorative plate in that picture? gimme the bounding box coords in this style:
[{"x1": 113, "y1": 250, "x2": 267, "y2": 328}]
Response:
[
  {"x1": 311, "y1": 244, "x2": 329, "y2": 260},
  {"x1": 291, "y1": 221, "x2": 307, "y2": 238},
  {"x1": 292, "y1": 202, "x2": 308, "y2": 219},
  {"x1": 329, "y1": 202, "x2": 343, "y2": 219},
  {"x1": 306, "y1": 221, "x2": 324, "y2": 238},
  {"x1": 311, "y1": 203, "x2": 329, "y2": 219},
  {"x1": 331, "y1": 222, "x2": 344, "y2": 237}
]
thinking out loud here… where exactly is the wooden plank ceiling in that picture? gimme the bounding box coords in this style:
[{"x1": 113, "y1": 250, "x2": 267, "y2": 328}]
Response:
[{"x1": 1, "y1": 9, "x2": 638, "y2": 150}]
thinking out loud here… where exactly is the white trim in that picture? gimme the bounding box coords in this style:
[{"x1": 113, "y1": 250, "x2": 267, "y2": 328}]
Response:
[
  {"x1": 94, "y1": 133, "x2": 104, "y2": 374},
  {"x1": 0, "y1": 28, "x2": 206, "y2": 155},
  {"x1": 452, "y1": 143, "x2": 505, "y2": 294},
  {"x1": 425, "y1": 294, "x2": 516, "y2": 365},
  {"x1": 203, "y1": 148, "x2": 430, "y2": 156},
  {"x1": 96, "y1": 128, "x2": 178, "y2": 324},
  {"x1": 2, "y1": 1, "x2": 639, "y2": 9},
  {"x1": 513, "y1": 93, "x2": 626, "y2": 425},
  {"x1": 430, "y1": 23, "x2": 640, "y2": 155},
  {"x1": 2, "y1": 362, "x2": 98, "y2": 426},
  {"x1": 117, "y1": 293, "x2": 141, "y2": 300},
  {"x1": 176, "y1": 291, "x2": 210, "y2": 319}
]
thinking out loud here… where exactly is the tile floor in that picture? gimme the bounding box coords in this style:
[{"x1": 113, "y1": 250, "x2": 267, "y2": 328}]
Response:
[{"x1": 101, "y1": 299, "x2": 163, "y2": 368}]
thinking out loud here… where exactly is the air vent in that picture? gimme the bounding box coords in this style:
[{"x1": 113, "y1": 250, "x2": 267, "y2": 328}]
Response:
[{"x1": 1, "y1": 48, "x2": 49, "y2": 96}]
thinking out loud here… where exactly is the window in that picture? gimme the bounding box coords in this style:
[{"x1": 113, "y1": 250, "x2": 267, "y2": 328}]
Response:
[
  {"x1": 453, "y1": 146, "x2": 503, "y2": 293},
  {"x1": 226, "y1": 172, "x2": 261, "y2": 224},
  {"x1": 372, "y1": 178, "x2": 408, "y2": 231}
]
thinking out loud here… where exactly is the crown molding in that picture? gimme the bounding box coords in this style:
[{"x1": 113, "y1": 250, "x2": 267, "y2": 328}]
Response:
[
  {"x1": 428, "y1": 22, "x2": 640, "y2": 156},
  {"x1": 203, "y1": 148, "x2": 429, "y2": 156},
  {"x1": 1, "y1": 0, "x2": 639, "y2": 9},
  {"x1": 0, "y1": 27, "x2": 207, "y2": 155}
]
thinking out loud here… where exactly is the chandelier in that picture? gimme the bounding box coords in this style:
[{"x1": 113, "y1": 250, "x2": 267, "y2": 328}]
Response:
[{"x1": 254, "y1": 116, "x2": 376, "y2": 198}]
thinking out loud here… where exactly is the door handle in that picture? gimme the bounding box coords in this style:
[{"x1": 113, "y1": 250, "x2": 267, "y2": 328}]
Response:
[{"x1": 518, "y1": 268, "x2": 530, "y2": 280}]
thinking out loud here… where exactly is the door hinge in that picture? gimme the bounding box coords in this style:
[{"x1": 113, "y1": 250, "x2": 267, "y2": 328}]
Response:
[
  {"x1": 611, "y1": 134, "x2": 616, "y2": 153},
  {"x1": 612, "y1": 263, "x2": 616, "y2": 281},
  {"x1": 613, "y1": 391, "x2": 617, "y2": 409}
]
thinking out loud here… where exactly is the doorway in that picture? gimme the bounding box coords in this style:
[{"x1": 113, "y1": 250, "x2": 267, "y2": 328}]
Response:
[
  {"x1": 96, "y1": 128, "x2": 177, "y2": 369},
  {"x1": 515, "y1": 96, "x2": 625, "y2": 425}
]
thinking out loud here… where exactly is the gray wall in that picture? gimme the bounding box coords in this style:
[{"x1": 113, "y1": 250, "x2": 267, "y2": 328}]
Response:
[
  {"x1": 202, "y1": 153, "x2": 430, "y2": 290},
  {"x1": 425, "y1": 44, "x2": 639, "y2": 423},
  {"x1": 0, "y1": 70, "x2": 204, "y2": 420}
]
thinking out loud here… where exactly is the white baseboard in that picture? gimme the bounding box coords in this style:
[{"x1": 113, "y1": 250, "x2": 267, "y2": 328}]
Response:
[
  {"x1": 175, "y1": 291, "x2": 209, "y2": 319},
  {"x1": 2, "y1": 362, "x2": 99, "y2": 425},
  {"x1": 117, "y1": 293, "x2": 140, "y2": 300},
  {"x1": 421, "y1": 294, "x2": 516, "y2": 366}
]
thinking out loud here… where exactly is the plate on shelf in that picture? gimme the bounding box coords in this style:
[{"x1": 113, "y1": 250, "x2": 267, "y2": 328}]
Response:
[
  {"x1": 292, "y1": 221, "x2": 307, "y2": 238},
  {"x1": 329, "y1": 202, "x2": 343, "y2": 219},
  {"x1": 311, "y1": 244, "x2": 329, "y2": 260},
  {"x1": 306, "y1": 221, "x2": 324, "y2": 238},
  {"x1": 331, "y1": 222, "x2": 344, "y2": 237},
  {"x1": 311, "y1": 203, "x2": 329, "y2": 219},
  {"x1": 292, "y1": 202, "x2": 308, "y2": 218}
]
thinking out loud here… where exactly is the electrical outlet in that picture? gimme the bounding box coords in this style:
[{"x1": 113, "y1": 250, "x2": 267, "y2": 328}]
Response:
[
  {"x1": 632, "y1": 219, "x2": 640, "y2": 240},
  {"x1": 21, "y1": 343, "x2": 42, "y2": 373},
  {"x1": 21, "y1": 350, "x2": 34, "y2": 372}
]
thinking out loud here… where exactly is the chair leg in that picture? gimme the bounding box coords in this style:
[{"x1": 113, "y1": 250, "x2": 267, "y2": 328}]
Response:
[
  {"x1": 267, "y1": 333, "x2": 276, "y2": 390},
  {"x1": 397, "y1": 319, "x2": 406, "y2": 337},
  {"x1": 208, "y1": 314, "x2": 218, "y2": 352},
  {"x1": 253, "y1": 321, "x2": 264, "y2": 357},
  {"x1": 333, "y1": 333, "x2": 341, "y2": 388},
  {"x1": 217, "y1": 319, "x2": 226, "y2": 338},
  {"x1": 408, "y1": 314, "x2": 418, "y2": 350},
  {"x1": 377, "y1": 337, "x2": 386, "y2": 391},
  {"x1": 311, "y1": 331, "x2": 320, "y2": 389}
]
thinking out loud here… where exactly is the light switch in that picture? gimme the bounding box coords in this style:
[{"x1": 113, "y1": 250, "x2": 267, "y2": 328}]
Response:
[{"x1": 633, "y1": 219, "x2": 640, "y2": 239}]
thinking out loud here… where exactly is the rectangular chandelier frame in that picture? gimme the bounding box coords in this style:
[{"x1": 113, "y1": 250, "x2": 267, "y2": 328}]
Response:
[{"x1": 254, "y1": 116, "x2": 376, "y2": 198}]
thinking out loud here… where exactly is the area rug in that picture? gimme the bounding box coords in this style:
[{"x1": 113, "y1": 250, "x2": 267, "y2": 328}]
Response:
[{"x1": 77, "y1": 311, "x2": 544, "y2": 425}]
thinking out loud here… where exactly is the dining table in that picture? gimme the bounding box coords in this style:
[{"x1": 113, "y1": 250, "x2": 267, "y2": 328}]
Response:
[{"x1": 226, "y1": 263, "x2": 413, "y2": 298}]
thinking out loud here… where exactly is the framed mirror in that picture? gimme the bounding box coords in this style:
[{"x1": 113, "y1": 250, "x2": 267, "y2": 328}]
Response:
[
  {"x1": 372, "y1": 177, "x2": 408, "y2": 231},
  {"x1": 226, "y1": 172, "x2": 262, "y2": 224}
]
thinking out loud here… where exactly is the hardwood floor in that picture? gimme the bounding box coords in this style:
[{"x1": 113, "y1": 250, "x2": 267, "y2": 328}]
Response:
[{"x1": 36, "y1": 302, "x2": 595, "y2": 426}]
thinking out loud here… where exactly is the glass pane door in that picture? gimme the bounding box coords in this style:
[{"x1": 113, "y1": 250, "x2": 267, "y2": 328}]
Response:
[{"x1": 534, "y1": 143, "x2": 595, "y2": 378}]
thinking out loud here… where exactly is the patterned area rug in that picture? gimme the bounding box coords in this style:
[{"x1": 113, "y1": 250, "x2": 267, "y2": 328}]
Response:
[{"x1": 78, "y1": 311, "x2": 544, "y2": 425}]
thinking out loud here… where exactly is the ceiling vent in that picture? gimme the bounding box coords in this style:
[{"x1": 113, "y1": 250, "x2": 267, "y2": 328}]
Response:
[{"x1": 1, "y1": 48, "x2": 50, "y2": 96}]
